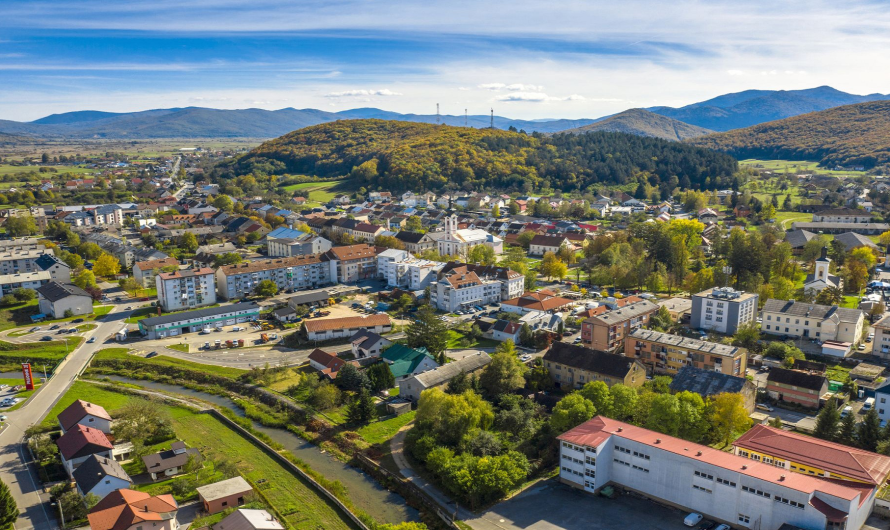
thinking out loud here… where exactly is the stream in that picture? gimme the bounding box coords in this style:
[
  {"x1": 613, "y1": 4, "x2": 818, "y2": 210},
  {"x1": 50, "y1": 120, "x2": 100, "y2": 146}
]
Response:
[{"x1": 92, "y1": 374, "x2": 420, "y2": 525}]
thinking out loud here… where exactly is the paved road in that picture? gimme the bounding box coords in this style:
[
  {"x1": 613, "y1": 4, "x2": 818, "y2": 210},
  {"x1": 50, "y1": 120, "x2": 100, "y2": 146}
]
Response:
[{"x1": 0, "y1": 306, "x2": 126, "y2": 530}]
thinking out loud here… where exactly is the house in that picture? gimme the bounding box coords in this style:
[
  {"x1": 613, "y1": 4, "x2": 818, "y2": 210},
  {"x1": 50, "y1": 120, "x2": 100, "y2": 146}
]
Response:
[
  {"x1": 734, "y1": 424, "x2": 890, "y2": 486},
  {"x1": 58, "y1": 399, "x2": 112, "y2": 434},
  {"x1": 213, "y1": 509, "x2": 284, "y2": 530},
  {"x1": 271, "y1": 307, "x2": 297, "y2": 323},
  {"x1": 73, "y1": 455, "x2": 132, "y2": 500},
  {"x1": 656, "y1": 297, "x2": 693, "y2": 321},
  {"x1": 765, "y1": 367, "x2": 828, "y2": 409},
  {"x1": 669, "y1": 365, "x2": 756, "y2": 413},
  {"x1": 56, "y1": 424, "x2": 114, "y2": 476},
  {"x1": 543, "y1": 342, "x2": 646, "y2": 390},
  {"x1": 88, "y1": 490, "x2": 179, "y2": 530},
  {"x1": 501, "y1": 290, "x2": 574, "y2": 315},
  {"x1": 142, "y1": 441, "x2": 202, "y2": 482},
  {"x1": 581, "y1": 299, "x2": 659, "y2": 351},
  {"x1": 528, "y1": 234, "x2": 572, "y2": 256},
  {"x1": 307, "y1": 348, "x2": 357, "y2": 379},
  {"x1": 488, "y1": 319, "x2": 522, "y2": 342},
  {"x1": 265, "y1": 226, "x2": 331, "y2": 257},
  {"x1": 0, "y1": 270, "x2": 51, "y2": 297},
  {"x1": 733, "y1": 204, "x2": 752, "y2": 218},
  {"x1": 302, "y1": 314, "x2": 392, "y2": 341},
  {"x1": 196, "y1": 476, "x2": 254, "y2": 515},
  {"x1": 399, "y1": 352, "x2": 492, "y2": 401},
  {"x1": 833, "y1": 232, "x2": 878, "y2": 252},
  {"x1": 380, "y1": 344, "x2": 439, "y2": 382},
  {"x1": 132, "y1": 257, "x2": 181, "y2": 288},
  {"x1": 812, "y1": 208, "x2": 874, "y2": 223},
  {"x1": 558, "y1": 417, "x2": 876, "y2": 530},
  {"x1": 792, "y1": 221, "x2": 890, "y2": 235},
  {"x1": 625, "y1": 329, "x2": 747, "y2": 377},
  {"x1": 690, "y1": 287, "x2": 758, "y2": 335},
  {"x1": 784, "y1": 229, "x2": 818, "y2": 254},
  {"x1": 34, "y1": 254, "x2": 71, "y2": 283},
  {"x1": 697, "y1": 208, "x2": 719, "y2": 223},
  {"x1": 802, "y1": 247, "x2": 841, "y2": 293},
  {"x1": 322, "y1": 244, "x2": 377, "y2": 283},
  {"x1": 872, "y1": 314, "x2": 890, "y2": 361},
  {"x1": 349, "y1": 330, "x2": 393, "y2": 359},
  {"x1": 520, "y1": 311, "x2": 563, "y2": 335},
  {"x1": 761, "y1": 299, "x2": 864, "y2": 348}
]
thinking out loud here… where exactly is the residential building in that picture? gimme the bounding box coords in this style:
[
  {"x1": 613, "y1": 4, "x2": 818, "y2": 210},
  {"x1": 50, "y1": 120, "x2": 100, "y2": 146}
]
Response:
[
  {"x1": 138, "y1": 302, "x2": 260, "y2": 339},
  {"x1": 812, "y1": 208, "x2": 874, "y2": 223},
  {"x1": 352, "y1": 222, "x2": 384, "y2": 242},
  {"x1": 657, "y1": 297, "x2": 693, "y2": 321},
  {"x1": 213, "y1": 509, "x2": 284, "y2": 530},
  {"x1": 400, "y1": 352, "x2": 492, "y2": 401},
  {"x1": 92, "y1": 205, "x2": 125, "y2": 226},
  {"x1": 872, "y1": 314, "x2": 890, "y2": 361},
  {"x1": 197, "y1": 477, "x2": 253, "y2": 515},
  {"x1": 558, "y1": 417, "x2": 875, "y2": 530},
  {"x1": 307, "y1": 348, "x2": 357, "y2": 379},
  {"x1": 690, "y1": 287, "x2": 759, "y2": 335},
  {"x1": 216, "y1": 255, "x2": 334, "y2": 300},
  {"x1": 528, "y1": 234, "x2": 572, "y2": 256},
  {"x1": 625, "y1": 329, "x2": 747, "y2": 377},
  {"x1": 394, "y1": 231, "x2": 438, "y2": 254},
  {"x1": 0, "y1": 247, "x2": 53, "y2": 275},
  {"x1": 56, "y1": 424, "x2": 113, "y2": 476},
  {"x1": 488, "y1": 320, "x2": 522, "y2": 342},
  {"x1": 156, "y1": 268, "x2": 217, "y2": 311},
  {"x1": 501, "y1": 289, "x2": 573, "y2": 315},
  {"x1": 349, "y1": 330, "x2": 392, "y2": 359},
  {"x1": 73, "y1": 455, "x2": 132, "y2": 500},
  {"x1": 286, "y1": 288, "x2": 336, "y2": 309},
  {"x1": 36, "y1": 281, "x2": 93, "y2": 318},
  {"x1": 34, "y1": 254, "x2": 72, "y2": 283},
  {"x1": 734, "y1": 424, "x2": 890, "y2": 486},
  {"x1": 322, "y1": 244, "x2": 377, "y2": 283},
  {"x1": 761, "y1": 299, "x2": 865, "y2": 346},
  {"x1": 265, "y1": 226, "x2": 331, "y2": 257},
  {"x1": 133, "y1": 257, "x2": 181, "y2": 288},
  {"x1": 87, "y1": 490, "x2": 179, "y2": 530},
  {"x1": 581, "y1": 299, "x2": 659, "y2": 351},
  {"x1": 142, "y1": 441, "x2": 201, "y2": 482},
  {"x1": 791, "y1": 221, "x2": 890, "y2": 235},
  {"x1": 765, "y1": 368, "x2": 828, "y2": 409},
  {"x1": 302, "y1": 314, "x2": 392, "y2": 341},
  {"x1": 379, "y1": 255, "x2": 444, "y2": 291},
  {"x1": 543, "y1": 342, "x2": 646, "y2": 390},
  {"x1": 380, "y1": 344, "x2": 439, "y2": 382},
  {"x1": 834, "y1": 232, "x2": 878, "y2": 252},
  {"x1": 669, "y1": 365, "x2": 756, "y2": 412},
  {"x1": 0, "y1": 270, "x2": 51, "y2": 296},
  {"x1": 428, "y1": 265, "x2": 502, "y2": 312},
  {"x1": 58, "y1": 399, "x2": 112, "y2": 434},
  {"x1": 803, "y1": 247, "x2": 841, "y2": 293},
  {"x1": 785, "y1": 229, "x2": 818, "y2": 254}
]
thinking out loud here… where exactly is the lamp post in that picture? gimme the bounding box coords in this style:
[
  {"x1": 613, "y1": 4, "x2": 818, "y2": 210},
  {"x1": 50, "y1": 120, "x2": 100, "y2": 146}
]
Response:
[{"x1": 51, "y1": 500, "x2": 65, "y2": 529}]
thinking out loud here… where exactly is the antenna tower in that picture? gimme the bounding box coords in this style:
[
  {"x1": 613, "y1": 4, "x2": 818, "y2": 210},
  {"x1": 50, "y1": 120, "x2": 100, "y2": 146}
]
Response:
[
  {"x1": 436, "y1": 103, "x2": 440, "y2": 125},
  {"x1": 465, "y1": 109, "x2": 468, "y2": 127},
  {"x1": 490, "y1": 108, "x2": 494, "y2": 129}
]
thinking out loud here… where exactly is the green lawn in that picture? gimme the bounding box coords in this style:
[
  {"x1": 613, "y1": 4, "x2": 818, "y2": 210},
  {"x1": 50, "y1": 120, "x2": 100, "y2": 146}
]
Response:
[
  {"x1": 773, "y1": 211, "x2": 813, "y2": 230},
  {"x1": 739, "y1": 159, "x2": 868, "y2": 178},
  {"x1": 841, "y1": 295, "x2": 860, "y2": 309},
  {"x1": 0, "y1": 300, "x2": 112, "y2": 330},
  {"x1": 42, "y1": 380, "x2": 354, "y2": 530},
  {"x1": 93, "y1": 348, "x2": 247, "y2": 379},
  {"x1": 826, "y1": 364, "x2": 851, "y2": 383},
  {"x1": 356, "y1": 410, "x2": 415, "y2": 445},
  {"x1": 167, "y1": 343, "x2": 190, "y2": 353},
  {"x1": 445, "y1": 329, "x2": 498, "y2": 349},
  {"x1": 280, "y1": 180, "x2": 346, "y2": 206},
  {"x1": 0, "y1": 338, "x2": 81, "y2": 371},
  {"x1": 0, "y1": 164, "x2": 97, "y2": 177}
]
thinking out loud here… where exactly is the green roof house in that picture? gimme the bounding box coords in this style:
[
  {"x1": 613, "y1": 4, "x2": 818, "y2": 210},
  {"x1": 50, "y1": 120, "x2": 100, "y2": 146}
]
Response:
[{"x1": 380, "y1": 344, "x2": 439, "y2": 381}]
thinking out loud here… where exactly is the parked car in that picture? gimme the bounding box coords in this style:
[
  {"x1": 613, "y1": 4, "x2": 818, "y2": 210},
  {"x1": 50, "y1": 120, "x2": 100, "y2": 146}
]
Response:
[
  {"x1": 755, "y1": 403, "x2": 774, "y2": 412},
  {"x1": 126, "y1": 306, "x2": 133, "y2": 310},
  {"x1": 87, "y1": 337, "x2": 96, "y2": 343},
  {"x1": 858, "y1": 344, "x2": 866, "y2": 351},
  {"x1": 146, "y1": 351, "x2": 158, "y2": 358},
  {"x1": 29, "y1": 327, "x2": 40, "y2": 332},
  {"x1": 0, "y1": 416, "x2": 7, "y2": 422},
  {"x1": 49, "y1": 325, "x2": 60, "y2": 330},
  {"x1": 71, "y1": 318, "x2": 84, "y2": 324},
  {"x1": 232, "y1": 326, "x2": 243, "y2": 332},
  {"x1": 684, "y1": 513, "x2": 703, "y2": 527},
  {"x1": 714, "y1": 525, "x2": 730, "y2": 530},
  {"x1": 841, "y1": 405, "x2": 853, "y2": 418},
  {"x1": 40, "y1": 336, "x2": 52, "y2": 341}
]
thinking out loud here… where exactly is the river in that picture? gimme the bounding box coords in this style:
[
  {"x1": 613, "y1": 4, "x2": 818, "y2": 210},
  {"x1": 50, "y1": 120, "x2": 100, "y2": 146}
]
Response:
[{"x1": 91, "y1": 374, "x2": 420, "y2": 525}]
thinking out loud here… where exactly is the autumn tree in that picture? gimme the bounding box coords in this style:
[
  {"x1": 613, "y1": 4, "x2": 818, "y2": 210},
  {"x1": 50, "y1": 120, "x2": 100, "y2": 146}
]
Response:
[
  {"x1": 254, "y1": 280, "x2": 279, "y2": 297},
  {"x1": 479, "y1": 348, "x2": 527, "y2": 398},
  {"x1": 73, "y1": 269, "x2": 97, "y2": 289},
  {"x1": 93, "y1": 254, "x2": 121, "y2": 277},
  {"x1": 539, "y1": 252, "x2": 568, "y2": 281},
  {"x1": 710, "y1": 393, "x2": 752, "y2": 446}
]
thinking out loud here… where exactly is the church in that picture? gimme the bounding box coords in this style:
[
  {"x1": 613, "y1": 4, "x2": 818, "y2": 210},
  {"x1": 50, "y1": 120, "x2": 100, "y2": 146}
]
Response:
[
  {"x1": 436, "y1": 201, "x2": 504, "y2": 259},
  {"x1": 803, "y1": 247, "x2": 841, "y2": 293}
]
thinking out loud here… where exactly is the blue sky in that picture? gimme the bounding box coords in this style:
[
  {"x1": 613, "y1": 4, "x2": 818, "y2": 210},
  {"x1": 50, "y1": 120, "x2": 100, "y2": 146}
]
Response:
[{"x1": 1, "y1": 0, "x2": 889, "y2": 121}]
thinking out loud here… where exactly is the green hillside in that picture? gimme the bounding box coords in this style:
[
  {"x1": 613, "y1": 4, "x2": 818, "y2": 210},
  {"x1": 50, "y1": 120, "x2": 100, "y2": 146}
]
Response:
[
  {"x1": 221, "y1": 119, "x2": 738, "y2": 193},
  {"x1": 688, "y1": 100, "x2": 890, "y2": 168},
  {"x1": 562, "y1": 109, "x2": 712, "y2": 141}
]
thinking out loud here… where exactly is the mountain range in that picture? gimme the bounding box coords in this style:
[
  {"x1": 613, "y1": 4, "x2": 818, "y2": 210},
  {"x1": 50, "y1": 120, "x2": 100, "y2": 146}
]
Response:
[{"x1": 0, "y1": 85, "x2": 887, "y2": 141}]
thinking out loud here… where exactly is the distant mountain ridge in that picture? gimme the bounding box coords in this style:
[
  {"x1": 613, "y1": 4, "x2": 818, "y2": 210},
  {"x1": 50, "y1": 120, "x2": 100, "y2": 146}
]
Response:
[
  {"x1": 560, "y1": 108, "x2": 712, "y2": 140},
  {"x1": 687, "y1": 99, "x2": 890, "y2": 168},
  {"x1": 649, "y1": 86, "x2": 890, "y2": 131}
]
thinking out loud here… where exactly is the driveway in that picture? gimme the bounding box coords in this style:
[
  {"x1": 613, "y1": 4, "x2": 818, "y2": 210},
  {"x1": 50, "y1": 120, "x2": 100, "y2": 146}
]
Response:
[{"x1": 466, "y1": 480, "x2": 695, "y2": 530}]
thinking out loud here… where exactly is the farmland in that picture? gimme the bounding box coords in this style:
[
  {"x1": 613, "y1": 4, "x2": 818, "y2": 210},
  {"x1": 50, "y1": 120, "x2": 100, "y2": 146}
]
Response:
[{"x1": 280, "y1": 179, "x2": 348, "y2": 206}]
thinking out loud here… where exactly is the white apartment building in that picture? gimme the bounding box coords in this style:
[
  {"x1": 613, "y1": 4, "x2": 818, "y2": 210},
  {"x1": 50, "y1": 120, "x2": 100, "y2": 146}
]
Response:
[
  {"x1": 155, "y1": 268, "x2": 217, "y2": 312},
  {"x1": 377, "y1": 251, "x2": 445, "y2": 291},
  {"x1": 559, "y1": 417, "x2": 874, "y2": 530},
  {"x1": 0, "y1": 248, "x2": 54, "y2": 275},
  {"x1": 376, "y1": 249, "x2": 409, "y2": 279},
  {"x1": 265, "y1": 226, "x2": 332, "y2": 257},
  {"x1": 690, "y1": 287, "x2": 759, "y2": 335},
  {"x1": 429, "y1": 265, "x2": 503, "y2": 312},
  {"x1": 92, "y1": 205, "x2": 125, "y2": 226},
  {"x1": 215, "y1": 255, "x2": 335, "y2": 300},
  {"x1": 0, "y1": 270, "x2": 51, "y2": 296},
  {"x1": 873, "y1": 314, "x2": 890, "y2": 361},
  {"x1": 761, "y1": 299, "x2": 865, "y2": 345}
]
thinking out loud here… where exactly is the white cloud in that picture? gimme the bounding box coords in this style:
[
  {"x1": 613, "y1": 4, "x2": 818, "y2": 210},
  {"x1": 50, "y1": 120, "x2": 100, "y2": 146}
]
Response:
[
  {"x1": 505, "y1": 83, "x2": 544, "y2": 91},
  {"x1": 478, "y1": 83, "x2": 506, "y2": 90},
  {"x1": 325, "y1": 88, "x2": 403, "y2": 97},
  {"x1": 495, "y1": 91, "x2": 585, "y2": 102},
  {"x1": 727, "y1": 69, "x2": 745, "y2": 76}
]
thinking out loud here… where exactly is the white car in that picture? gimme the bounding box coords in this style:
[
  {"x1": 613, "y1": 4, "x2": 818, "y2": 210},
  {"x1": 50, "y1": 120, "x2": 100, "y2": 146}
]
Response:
[
  {"x1": 683, "y1": 513, "x2": 703, "y2": 527},
  {"x1": 755, "y1": 403, "x2": 774, "y2": 412},
  {"x1": 0, "y1": 415, "x2": 7, "y2": 422},
  {"x1": 715, "y1": 525, "x2": 730, "y2": 530},
  {"x1": 841, "y1": 405, "x2": 853, "y2": 418},
  {"x1": 232, "y1": 326, "x2": 243, "y2": 332}
]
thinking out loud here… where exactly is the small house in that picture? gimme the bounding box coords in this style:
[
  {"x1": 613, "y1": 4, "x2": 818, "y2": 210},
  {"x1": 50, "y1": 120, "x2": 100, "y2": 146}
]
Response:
[
  {"x1": 142, "y1": 441, "x2": 202, "y2": 482},
  {"x1": 197, "y1": 476, "x2": 254, "y2": 515}
]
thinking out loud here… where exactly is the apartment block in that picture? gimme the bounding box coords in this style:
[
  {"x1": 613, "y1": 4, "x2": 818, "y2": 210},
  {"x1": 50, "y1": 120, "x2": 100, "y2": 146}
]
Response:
[
  {"x1": 690, "y1": 287, "x2": 758, "y2": 335},
  {"x1": 580, "y1": 300, "x2": 659, "y2": 352},
  {"x1": 156, "y1": 268, "x2": 217, "y2": 312},
  {"x1": 215, "y1": 255, "x2": 335, "y2": 300},
  {"x1": 322, "y1": 244, "x2": 377, "y2": 283},
  {"x1": 625, "y1": 329, "x2": 747, "y2": 377},
  {"x1": 0, "y1": 248, "x2": 54, "y2": 275},
  {"x1": 761, "y1": 299, "x2": 865, "y2": 347}
]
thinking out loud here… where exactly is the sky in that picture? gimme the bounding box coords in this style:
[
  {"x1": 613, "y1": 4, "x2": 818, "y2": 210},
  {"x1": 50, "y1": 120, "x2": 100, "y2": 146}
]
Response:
[{"x1": 1, "y1": 0, "x2": 890, "y2": 121}]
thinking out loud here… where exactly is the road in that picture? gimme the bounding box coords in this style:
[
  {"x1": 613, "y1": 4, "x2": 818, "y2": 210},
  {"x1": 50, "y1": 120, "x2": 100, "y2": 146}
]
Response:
[{"x1": 0, "y1": 305, "x2": 126, "y2": 530}]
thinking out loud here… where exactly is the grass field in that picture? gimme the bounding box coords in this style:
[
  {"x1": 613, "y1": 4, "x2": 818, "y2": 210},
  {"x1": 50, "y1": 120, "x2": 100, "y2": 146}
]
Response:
[
  {"x1": 740, "y1": 159, "x2": 868, "y2": 178},
  {"x1": 93, "y1": 348, "x2": 247, "y2": 379},
  {"x1": 0, "y1": 164, "x2": 97, "y2": 177},
  {"x1": 356, "y1": 410, "x2": 415, "y2": 445},
  {"x1": 773, "y1": 211, "x2": 813, "y2": 230},
  {"x1": 281, "y1": 180, "x2": 347, "y2": 206},
  {"x1": 43, "y1": 380, "x2": 354, "y2": 530},
  {"x1": 0, "y1": 338, "x2": 81, "y2": 371},
  {"x1": 445, "y1": 329, "x2": 498, "y2": 349}
]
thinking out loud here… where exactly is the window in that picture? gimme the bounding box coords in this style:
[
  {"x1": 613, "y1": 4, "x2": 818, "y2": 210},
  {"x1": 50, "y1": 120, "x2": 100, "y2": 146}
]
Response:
[
  {"x1": 692, "y1": 484, "x2": 712, "y2": 493},
  {"x1": 632, "y1": 450, "x2": 650, "y2": 460},
  {"x1": 716, "y1": 477, "x2": 736, "y2": 487},
  {"x1": 739, "y1": 514, "x2": 751, "y2": 524},
  {"x1": 586, "y1": 456, "x2": 596, "y2": 465},
  {"x1": 741, "y1": 486, "x2": 771, "y2": 499},
  {"x1": 694, "y1": 471, "x2": 714, "y2": 480},
  {"x1": 774, "y1": 496, "x2": 805, "y2": 509}
]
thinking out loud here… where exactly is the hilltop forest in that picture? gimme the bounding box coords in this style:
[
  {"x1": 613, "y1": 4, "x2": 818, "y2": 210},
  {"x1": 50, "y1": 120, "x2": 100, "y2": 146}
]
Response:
[{"x1": 218, "y1": 119, "x2": 739, "y2": 195}]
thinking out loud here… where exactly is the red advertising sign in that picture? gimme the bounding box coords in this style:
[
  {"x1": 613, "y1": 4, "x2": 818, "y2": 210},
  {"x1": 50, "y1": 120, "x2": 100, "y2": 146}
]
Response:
[{"x1": 21, "y1": 363, "x2": 33, "y2": 390}]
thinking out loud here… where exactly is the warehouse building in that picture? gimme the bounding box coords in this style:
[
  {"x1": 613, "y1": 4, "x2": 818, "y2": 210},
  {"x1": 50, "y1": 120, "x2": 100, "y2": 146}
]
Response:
[{"x1": 138, "y1": 302, "x2": 260, "y2": 339}]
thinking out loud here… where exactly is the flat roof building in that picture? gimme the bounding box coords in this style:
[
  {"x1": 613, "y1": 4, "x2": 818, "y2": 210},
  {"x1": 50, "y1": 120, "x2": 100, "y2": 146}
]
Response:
[
  {"x1": 138, "y1": 302, "x2": 260, "y2": 339},
  {"x1": 625, "y1": 329, "x2": 747, "y2": 377},
  {"x1": 690, "y1": 287, "x2": 758, "y2": 335}
]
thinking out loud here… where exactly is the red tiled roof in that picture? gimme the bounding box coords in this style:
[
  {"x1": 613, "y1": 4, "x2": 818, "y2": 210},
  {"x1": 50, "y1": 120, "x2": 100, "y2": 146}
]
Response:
[
  {"x1": 734, "y1": 424, "x2": 890, "y2": 485},
  {"x1": 56, "y1": 424, "x2": 113, "y2": 460},
  {"x1": 809, "y1": 495, "x2": 848, "y2": 523},
  {"x1": 57, "y1": 400, "x2": 111, "y2": 431},
  {"x1": 559, "y1": 417, "x2": 865, "y2": 501},
  {"x1": 307, "y1": 348, "x2": 357, "y2": 378},
  {"x1": 325, "y1": 244, "x2": 376, "y2": 261},
  {"x1": 88, "y1": 489, "x2": 178, "y2": 530},
  {"x1": 502, "y1": 291, "x2": 573, "y2": 312},
  {"x1": 303, "y1": 314, "x2": 391, "y2": 333}
]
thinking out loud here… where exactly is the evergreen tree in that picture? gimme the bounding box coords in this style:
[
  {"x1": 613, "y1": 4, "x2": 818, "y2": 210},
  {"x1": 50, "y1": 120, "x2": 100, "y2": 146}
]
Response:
[
  {"x1": 519, "y1": 323, "x2": 534, "y2": 347},
  {"x1": 366, "y1": 362, "x2": 395, "y2": 393},
  {"x1": 814, "y1": 398, "x2": 841, "y2": 441},
  {"x1": 838, "y1": 413, "x2": 856, "y2": 446},
  {"x1": 406, "y1": 306, "x2": 448, "y2": 359},
  {"x1": 857, "y1": 408, "x2": 882, "y2": 451},
  {"x1": 346, "y1": 388, "x2": 377, "y2": 424},
  {"x1": 0, "y1": 480, "x2": 17, "y2": 530},
  {"x1": 334, "y1": 363, "x2": 369, "y2": 392}
]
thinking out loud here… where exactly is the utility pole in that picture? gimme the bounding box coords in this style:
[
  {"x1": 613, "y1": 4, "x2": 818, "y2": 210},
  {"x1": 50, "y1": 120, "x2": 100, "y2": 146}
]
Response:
[
  {"x1": 465, "y1": 109, "x2": 468, "y2": 127},
  {"x1": 436, "y1": 103, "x2": 440, "y2": 125},
  {"x1": 490, "y1": 108, "x2": 494, "y2": 129}
]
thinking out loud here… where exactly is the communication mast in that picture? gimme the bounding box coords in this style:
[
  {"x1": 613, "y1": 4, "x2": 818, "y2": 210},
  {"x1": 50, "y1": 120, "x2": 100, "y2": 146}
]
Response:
[
  {"x1": 436, "y1": 103, "x2": 440, "y2": 125},
  {"x1": 490, "y1": 108, "x2": 494, "y2": 129},
  {"x1": 465, "y1": 109, "x2": 468, "y2": 127}
]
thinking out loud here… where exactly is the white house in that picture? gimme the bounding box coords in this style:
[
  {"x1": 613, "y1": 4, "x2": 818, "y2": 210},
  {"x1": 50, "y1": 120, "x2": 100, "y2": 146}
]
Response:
[
  {"x1": 349, "y1": 330, "x2": 393, "y2": 359},
  {"x1": 58, "y1": 400, "x2": 113, "y2": 434},
  {"x1": 36, "y1": 281, "x2": 93, "y2": 318},
  {"x1": 56, "y1": 425, "x2": 114, "y2": 477},
  {"x1": 73, "y1": 455, "x2": 132, "y2": 500}
]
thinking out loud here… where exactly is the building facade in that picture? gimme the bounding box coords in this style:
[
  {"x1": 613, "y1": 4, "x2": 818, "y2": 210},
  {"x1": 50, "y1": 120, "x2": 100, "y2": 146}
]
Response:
[
  {"x1": 624, "y1": 329, "x2": 747, "y2": 377},
  {"x1": 138, "y1": 302, "x2": 260, "y2": 339},
  {"x1": 155, "y1": 268, "x2": 217, "y2": 312},
  {"x1": 216, "y1": 255, "x2": 335, "y2": 300},
  {"x1": 690, "y1": 287, "x2": 759, "y2": 335},
  {"x1": 581, "y1": 300, "x2": 659, "y2": 352},
  {"x1": 133, "y1": 257, "x2": 181, "y2": 288},
  {"x1": 265, "y1": 226, "x2": 332, "y2": 257},
  {"x1": 322, "y1": 244, "x2": 377, "y2": 283},
  {"x1": 543, "y1": 342, "x2": 647, "y2": 390},
  {"x1": 761, "y1": 299, "x2": 865, "y2": 345},
  {"x1": 765, "y1": 368, "x2": 828, "y2": 409}
]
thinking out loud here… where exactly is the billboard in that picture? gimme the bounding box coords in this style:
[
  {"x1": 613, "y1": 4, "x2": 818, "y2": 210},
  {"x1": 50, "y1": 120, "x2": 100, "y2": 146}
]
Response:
[{"x1": 21, "y1": 363, "x2": 34, "y2": 390}]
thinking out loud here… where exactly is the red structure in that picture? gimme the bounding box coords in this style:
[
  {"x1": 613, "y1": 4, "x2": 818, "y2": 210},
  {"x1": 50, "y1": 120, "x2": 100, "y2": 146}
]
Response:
[{"x1": 21, "y1": 363, "x2": 33, "y2": 390}]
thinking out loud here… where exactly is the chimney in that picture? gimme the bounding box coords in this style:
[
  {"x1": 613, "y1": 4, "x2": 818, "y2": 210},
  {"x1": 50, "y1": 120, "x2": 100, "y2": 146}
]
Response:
[{"x1": 144, "y1": 505, "x2": 149, "y2": 512}]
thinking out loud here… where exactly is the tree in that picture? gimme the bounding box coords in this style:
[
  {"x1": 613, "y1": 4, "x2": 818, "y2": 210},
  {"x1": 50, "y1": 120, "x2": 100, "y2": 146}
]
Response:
[
  {"x1": 515, "y1": 231, "x2": 536, "y2": 249},
  {"x1": 524, "y1": 359, "x2": 551, "y2": 392},
  {"x1": 508, "y1": 201, "x2": 520, "y2": 215},
  {"x1": 838, "y1": 412, "x2": 856, "y2": 446},
  {"x1": 491, "y1": 204, "x2": 500, "y2": 218},
  {"x1": 93, "y1": 254, "x2": 121, "y2": 277},
  {"x1": 335, "y1": 362, "x2": 369, "y2": 392},
  {"x1": 12, "y1": 288, "x2": 35, "y2": 302},
  {"x1": 405, "y1": 306, "x2": 449, "y2": 360},
  {"x1": 310, "y1": 381, "x2": 341, "y2": 411},
  {"x1": 119, "y1": 277, "x2": 141, "y2": 296},
  {"x1": 5, "y1": 216, "x2": 37, "y2": 237},
  {"x1": 0, "y1": 478, "x2": 18, "y2": 530},
  {"x1": 212, "y1": 253, "x2": 243, "y2": 267},
  {"x1": 676, "y1": 391, "x2": 710, "y2": 442},
  {"x1": 648, "y1": 305, "x2": 673, "y2": 332},
  {"x1": 0, "y1": 295, "x2": 17, "y2": 307},
  {"x1": 579, "y1": 381, "x2": 613, "y2": 417},
  {"x1": 732, "y1": 322, "x2": 760, "y2": 350},
  {"x1": 710, "y1": 393, "x2": 751, "y2": 446},
  {"x1": 375, "y1": 235, "x2": 406, "y2": 249},
  {"x1": 113, "y1": 399, "x2": 175, "y2": 444},
  {"x1": 59, "y1": 251, "x2": 84, "y2": 270},
  {"x1": 212, "y1": 194, "x2": 234, "y2": 212},
  {"x1": 479, "y1": 349, "x2": 527, "y2": 397},
  {"x1": 550, "y1": 393, "x2": 596, "y2": 432},
  {"x1": 366, "y1": 361, "x2": 395, "y2": 392},
  {"x1": 77, "y1": 242, "x2": 103, "y2": 260},
  {"x1": 644, "y1": 393, "x2": 681, "y2": 436},
  {"x1": 178, "y1": 232, "x2": 199, "y2": 253},
  {"x1": 814, "y1": 398, "x2": 841, "y2": 441},
  {"x1": 609, "y1": 383, "x2": 638, "y2": 420},
  {"x1": 857, "y1": 408, "x2": 882, "y2": 451},
  {"x1": 72, "y1": 269, "x2": 97, "y2": 289},
  {"x1": 556, "y1": 243, "x2": 577, "y2": 266},
  {"x1": 346, "y1": 388, "x2": 377, "y2": 424},
  {"x1": 254, "y1": 280, "x2": 279, "y2": 297},
  {"x1": 539, "y1": 252, "x2": 568, "y2": 281},
  {"x1": 405, "y1": 215, "x2": 423, "y2": 232},
  {"x1": 415, "y1": 388, "x2": 494, "y2": 445},
  {"x1": 467, "y1": 244, "x2": 495, "y2": 265}
]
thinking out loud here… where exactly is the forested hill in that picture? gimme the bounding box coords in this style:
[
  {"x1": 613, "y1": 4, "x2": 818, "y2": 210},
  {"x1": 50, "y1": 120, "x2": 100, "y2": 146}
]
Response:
[
  {"x1": 223, "y1": 119, "x2": 738, "y2": 193},
  {"x1": 561, "y1": 109, "x2": 713, "y2": 141},
  {"x1": 688, "y1": 100, "x2": 890, "y2": 169}
]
